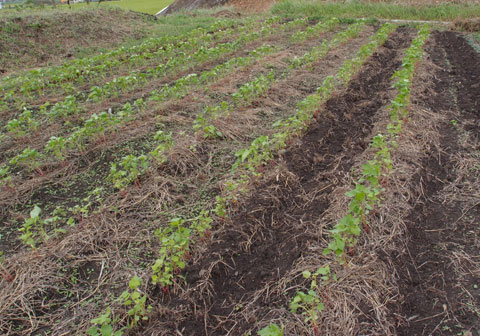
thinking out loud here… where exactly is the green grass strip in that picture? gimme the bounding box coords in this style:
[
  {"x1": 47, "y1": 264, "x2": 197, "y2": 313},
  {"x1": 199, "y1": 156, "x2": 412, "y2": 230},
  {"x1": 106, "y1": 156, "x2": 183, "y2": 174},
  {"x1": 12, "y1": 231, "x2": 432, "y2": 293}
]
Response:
[{"x1": 272, "y1": 0, "x2": 480, "y2": 21}]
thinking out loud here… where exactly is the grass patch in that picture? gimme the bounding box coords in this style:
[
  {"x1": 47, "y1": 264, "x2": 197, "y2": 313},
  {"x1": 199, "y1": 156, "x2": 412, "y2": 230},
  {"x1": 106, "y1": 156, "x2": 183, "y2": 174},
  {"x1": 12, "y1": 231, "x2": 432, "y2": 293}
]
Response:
[
  {"x1": 0, "y1": 0, "x2": 174, "y2": 16},
  {"x1": 71, "y1": 0, "x2": 174, "y2": 15},
  {"x1": 271, "y1": 0, "x2": 480, "y2": 21}
]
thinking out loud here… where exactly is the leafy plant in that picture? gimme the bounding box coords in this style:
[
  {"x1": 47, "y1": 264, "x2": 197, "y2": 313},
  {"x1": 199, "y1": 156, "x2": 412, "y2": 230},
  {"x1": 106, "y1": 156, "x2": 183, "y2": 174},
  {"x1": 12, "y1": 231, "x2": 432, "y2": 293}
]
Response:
[
  {"x1": 191, "y1": 210, "x2": 213, "y2": 237},
  {"x1": 9, "y1": 148, "x2": 44, "y2": 175},
  {"x1": 118, "y1": 276, "x2": 152, "y2": 328},
  {"x1": 0, "y1": 165, "x2": 12, "y2": 190},
  {"x1": 214, "y1": 196, "x2": 227, "y2": 218},
  {"x1": 108, "y1": 154, "x2": 150, "y2": 190},
  {"x1": 19, "y1": 205, "x2": 47, "y2": 253},
  {"x1": 290, "y1": 266, "x2": 335, "y2": 335},
  {"x1": 45, "y1": 136, "x2": 68, "y2": 162},
  {"x1": 87, "y1": 308, "x2": 124, "y2": 336},
  {"x1": 258, "y1": 323, "x2": 284, "y2": 336},
  {"x1": 149, "y1": 130, "x2": 174, "y2": 164},
  {"x1": 152, "y1": 218, "x2": 191, "y2": 288}
]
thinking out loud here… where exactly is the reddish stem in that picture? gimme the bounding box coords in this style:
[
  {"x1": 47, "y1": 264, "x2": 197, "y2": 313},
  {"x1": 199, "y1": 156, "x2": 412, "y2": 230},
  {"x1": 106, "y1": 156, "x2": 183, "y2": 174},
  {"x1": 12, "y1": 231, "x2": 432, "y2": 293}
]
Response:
[
  {"x1": 0, "y1": 265, "x2": 14, "y2": 282},
  {"x1": 347, "y1": 246, "x2": 356, "y2": 257},
  {"x1": 313, "y1": 323, "x2": 320, "y2": 336},
  {"x1": 35, "y1": 167, "x2": 45, "y2": 176},
  {"x1": 362, "y1": 216, "x2": 370, "y2": 234}
]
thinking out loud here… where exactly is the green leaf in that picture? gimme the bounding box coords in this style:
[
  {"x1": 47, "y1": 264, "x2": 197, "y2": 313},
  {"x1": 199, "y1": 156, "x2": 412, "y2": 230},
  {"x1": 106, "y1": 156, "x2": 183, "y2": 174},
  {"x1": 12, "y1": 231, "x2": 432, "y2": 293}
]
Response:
[
  {"x1": 87, "y1": 326, "x2": 99, "y2": 336},
  {"x1": 302, "y1": 270, "x2": 311, "y2": 279},
  {"x1": 258, "y1": 323, "x2": 283, "y2": 336},
  {"x1": 100, "y1": 324, "x2": 113, "y2": 336},
  {"x1": 129, "y1": 276, "x2": 142, "y2": 290},
  {"x1": 30, "y1": 205, "x2": 41, "y2": 218}
]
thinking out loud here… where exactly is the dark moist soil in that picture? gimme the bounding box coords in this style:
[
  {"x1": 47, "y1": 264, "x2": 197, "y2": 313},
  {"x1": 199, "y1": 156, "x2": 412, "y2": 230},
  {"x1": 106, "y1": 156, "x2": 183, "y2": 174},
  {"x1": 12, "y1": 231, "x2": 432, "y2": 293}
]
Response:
[
  {"x1": 391, "y1": 31, "x2": 480, "y2": 336},
  {"x1": 146, "y1": 27, "x2": 414, "y2": 336}
]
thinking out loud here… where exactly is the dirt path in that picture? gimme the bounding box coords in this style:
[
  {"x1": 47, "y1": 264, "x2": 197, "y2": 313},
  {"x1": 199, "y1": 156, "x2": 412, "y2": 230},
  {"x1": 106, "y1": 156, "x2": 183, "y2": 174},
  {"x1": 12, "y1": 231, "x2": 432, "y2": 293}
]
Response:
[{"x1": 391, "y1": 31, "x2": 480, "y2": 335}]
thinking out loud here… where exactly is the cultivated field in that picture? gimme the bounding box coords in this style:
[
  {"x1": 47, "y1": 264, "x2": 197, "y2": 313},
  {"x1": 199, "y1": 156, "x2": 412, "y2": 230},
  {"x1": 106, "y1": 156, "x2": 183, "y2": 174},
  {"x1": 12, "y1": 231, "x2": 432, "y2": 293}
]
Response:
[{"x1": 0, "y1": 4, "x2": 479, "y2": 336}]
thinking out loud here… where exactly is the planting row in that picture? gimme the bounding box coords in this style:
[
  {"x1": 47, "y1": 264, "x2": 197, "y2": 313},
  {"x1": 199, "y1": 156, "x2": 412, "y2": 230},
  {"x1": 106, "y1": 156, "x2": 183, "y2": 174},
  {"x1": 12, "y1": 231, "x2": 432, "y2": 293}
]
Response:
[
  {"x1": 0, "y1": 18, "x2": 241, "y2": 100},
  {"x1": 87, "y1": 22, "x2": 393, "y2": 335},
  {"x1": 194, "y1": 18, "x2": 367, "y2": 140},
  {"x1": 4, "y1": 19, "x2": 352, "y2": 255},
  {"x1": 109, "y1": 19, "x2": 362, "y2": 193},
  {"x1": 282, "y1": 24, "x2": 431, "y2": 335},
  {"x1": 2, "y1": 16, "x2": 317, "y2": 102},
  {"x1": 0, "y1": 19, "x2": 347, "y2": 189},
  {"x1": 0, "y1": 17, "x2": 276, "y2": 127},
  {"x1": 323, "y1": 24, "x2": 431, "y2": 263}
]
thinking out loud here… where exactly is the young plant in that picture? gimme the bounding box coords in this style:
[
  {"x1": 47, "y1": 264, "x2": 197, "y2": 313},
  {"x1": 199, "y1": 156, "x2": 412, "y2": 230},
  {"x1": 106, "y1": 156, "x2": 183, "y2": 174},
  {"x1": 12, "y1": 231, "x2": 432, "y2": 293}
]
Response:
[
  {"x1": 118, "y1": 276, "x2": 152, "y2": 328},
  {"x1": 193, "y1": 113, "x2": 223, "y2": 139},
  {"x1": 258, "y1": 323, "x2": 284, "y2": 336},
  {"x1": 45, "y1": 136, "x2": 68, "y2": 162},
  {"x1": 0, "y1": 165, "x2": 12, "y2": 190},
  {"x1": 290, "y1": 288, "x2": 323, "y2": 335},
  {"x1": 290, "y1": 266, "x2": 335, "y2": 336},
  {"x1": 18, "y1": 205, "x2": 48, "y2": 253},
  {"x1": 149, "y1": 130, "x2": 174, "y2": 164},
  {"x1": 323, "y1": 214, "x2": 361, "y2": 263},
  {"x1": 108, "y1": 155, "x2": 150, "y2": 190},
  {"x1": 152, "y1": 218, "x2": 191, "y2": 289},
  {"x1": 87, "y1": 308, "x2": 124, "y2": 336},
  {"x1": 191, "y1": 210, "x2": 213, "y2": 237},
  {"x1": 9, "y1": 148, "x2": 44, "y2": 175}
]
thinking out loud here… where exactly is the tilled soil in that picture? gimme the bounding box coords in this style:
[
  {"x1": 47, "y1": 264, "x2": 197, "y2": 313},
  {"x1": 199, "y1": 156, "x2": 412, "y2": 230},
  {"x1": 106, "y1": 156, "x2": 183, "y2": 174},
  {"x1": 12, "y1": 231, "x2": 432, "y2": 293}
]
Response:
[
  {"x1": 144, "y1": 27, "x2": 415, "y2": 336},
  {"x1": 390, "y1": 31, "x2": 480, "y2": 335}
]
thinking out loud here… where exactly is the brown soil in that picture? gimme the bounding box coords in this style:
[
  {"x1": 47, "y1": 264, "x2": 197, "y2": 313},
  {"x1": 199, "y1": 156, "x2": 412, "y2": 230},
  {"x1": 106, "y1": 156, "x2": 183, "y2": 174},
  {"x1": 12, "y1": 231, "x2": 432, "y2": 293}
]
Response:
[
  {"x1": 0, "y1": 24, "x2": 378, "y2": 335},
  {"x1": 0, "y1": 23, "x2": 325, "y2": 256},
  {"x1": 0, "y1": 8, "x2": 153, "y2": 74},
  {"x1": 230, "y1": 0, "x2": 276, "y2": 13},
  {"x1": 142, "y1": 27, "x2": 414, "y2": 335},
  {"x1": 453, "y1": 18, "x2": 480, "y2": 32},
  {"x1": 165, "y1": 0, "x2": 230, "y2": 14},
  {"x1": 389, "y1": 31, "x2": 480, "y2": 335},
  {"x1": 165, "y1": 0, "x2": 275, "y2": 14}
]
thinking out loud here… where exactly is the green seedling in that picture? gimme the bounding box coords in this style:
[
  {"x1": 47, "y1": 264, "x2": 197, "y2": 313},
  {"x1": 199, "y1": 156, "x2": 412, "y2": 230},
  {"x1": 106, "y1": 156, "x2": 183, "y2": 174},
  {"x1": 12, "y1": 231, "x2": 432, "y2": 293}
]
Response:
[
  {"x1": 152, "y1": 218, "x2": 191, "y2": 289},
  {"x1": 149, "y1": 130, "x2": 174, "y2": 164},
  {"x1": 290, "y1": 266, "x2": 336, "y2": 335},
  {"x1": 108, "y1": 154, "x2": 150, "y2": 190},
  {"x1": 257, "y1": 323, "x2": 284, "y2": 336},
  {"x1": 9, "y1": 147, "x2": 44, "y2": 175},
  {"x1": 0, "y1": 165, "x2": 13, "y2": 190},
  {"x1": 19, "y1": 205, "x2": 47, "y2": 255},
  {"x1": 118, "y1": 276, "x2": 152, "y2": 328},
  {"x1": 87, "y1": 308, "x2": 124, "y2": 336},
  {"x1": 191, "y1": 210, "x2": 213, "y2": 237},
  {"x1": 45, "y1": 136, "x2": 68, "y2": 163}
]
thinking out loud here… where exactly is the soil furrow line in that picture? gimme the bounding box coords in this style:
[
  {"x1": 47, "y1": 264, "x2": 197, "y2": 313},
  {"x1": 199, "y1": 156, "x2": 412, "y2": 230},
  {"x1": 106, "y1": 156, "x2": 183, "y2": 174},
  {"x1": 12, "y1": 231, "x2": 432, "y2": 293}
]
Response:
[
  {"x1": 392, "y1": 31, "x2": 480, "y2": 336},
  {"x1": 150, "y1": 27, "x2": 415, "y2": 336}
]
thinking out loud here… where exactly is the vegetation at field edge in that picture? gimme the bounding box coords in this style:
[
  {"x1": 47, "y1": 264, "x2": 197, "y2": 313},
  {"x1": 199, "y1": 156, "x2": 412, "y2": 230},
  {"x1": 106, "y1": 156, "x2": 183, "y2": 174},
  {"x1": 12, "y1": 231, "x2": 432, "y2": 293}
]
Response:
[{"x1": 272, "y1": 0, "x2": 480, "y2": 21}]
